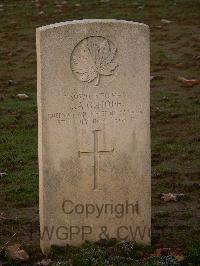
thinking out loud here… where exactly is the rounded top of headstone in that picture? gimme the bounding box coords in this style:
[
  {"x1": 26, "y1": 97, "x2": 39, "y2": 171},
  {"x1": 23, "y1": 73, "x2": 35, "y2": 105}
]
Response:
[{"x1": 36, "y1": 19, "x2": 149, "y2": 32}]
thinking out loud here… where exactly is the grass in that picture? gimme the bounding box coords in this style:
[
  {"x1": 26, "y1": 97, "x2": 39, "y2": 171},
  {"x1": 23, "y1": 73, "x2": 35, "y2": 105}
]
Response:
[
  {"x1": 48, "y1": 241, "x2": 153, "y2": 265},
  {"x1": 0, "y1": 95, "x2": 37, "y2": 206},
  {"x1": 0, "y1": 0, "x2": 199, "y2": 259},
  {"x1": 185, "y1": 243, "x2": 200, "y2": 265}
]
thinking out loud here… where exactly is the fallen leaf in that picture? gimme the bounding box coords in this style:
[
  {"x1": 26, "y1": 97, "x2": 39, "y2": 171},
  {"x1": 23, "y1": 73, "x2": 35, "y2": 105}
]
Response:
[
  {"x1": 170, "y1": 252, "x2": 185, "y2": 262},
  {"x1": 16, "y1": 94, "x2": 29, "y2": 100},
  {"x1": 155, "y1": 248, "x2": 161, "y2": 256},
  {"x1": 161, "y1": 19, "x2": 172, "y2": 24},
  {"x1": 152, "y1": 247, "x2": 171, "y2": 257},
  {"x1": 160, "y1": 193, "x2": 177, "y2": 202},
  {"x1": 8, "y1": 79, "x2": 17, "y2": 86},
  {"x1": 0, "y1": 172, "x2": 7, "y2": 178},
  {"x1": 6, "y1": 244, "x2": 29, "y2": 261},
  {"x1": 176, "y1": 254, "x2": 185, "y2": 261},
  {"x1": 175, "y1": 63, "x2": 185, "y2": 68},
  {"x1": 170, "y1": 249, "x2": 185, "y2": 262},
  {"x1": 177, "y1": 76, "x2": 200, "y2": 87},
  {"x1": 155, "y1": 107, "x2": 160, "y2": 112},
  {"x1": 38, "y1": 10, "x2": 45, "y2": 15},
  {"x1": 161, "y1": 193, "x2": 186, "y2": 202},
  {"x1": 0, "y1": 233, "x2": 17, "y2": 255}
]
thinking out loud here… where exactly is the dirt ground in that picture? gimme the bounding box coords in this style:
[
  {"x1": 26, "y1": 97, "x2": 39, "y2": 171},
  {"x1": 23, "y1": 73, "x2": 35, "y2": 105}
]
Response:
[{"x1": 0, "y1": 0, "x2": 200, "y2": 254}]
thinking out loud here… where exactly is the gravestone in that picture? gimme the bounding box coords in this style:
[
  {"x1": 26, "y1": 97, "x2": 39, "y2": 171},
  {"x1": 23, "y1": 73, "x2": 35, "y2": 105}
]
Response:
[{"x1": 37, "y1": 19, "x2": 151, "y2": 254}]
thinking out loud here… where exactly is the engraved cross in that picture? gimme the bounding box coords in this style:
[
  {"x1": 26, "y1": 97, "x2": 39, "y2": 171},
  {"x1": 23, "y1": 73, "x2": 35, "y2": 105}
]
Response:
[{"x1": 79, "y1": 130, "x2": 114, "y2": 190}]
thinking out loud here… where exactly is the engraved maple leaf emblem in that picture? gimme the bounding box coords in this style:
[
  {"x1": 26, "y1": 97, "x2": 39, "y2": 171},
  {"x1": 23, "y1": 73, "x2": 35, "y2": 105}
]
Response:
[{"x1": 71, "y1": 36, "x2": 119, "y2": 86}]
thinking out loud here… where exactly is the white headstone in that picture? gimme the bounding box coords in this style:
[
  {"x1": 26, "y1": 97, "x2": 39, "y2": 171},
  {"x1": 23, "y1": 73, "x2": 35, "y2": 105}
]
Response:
[{"x1": 37, "y1": 19, "x2": 151, "y2": 254}]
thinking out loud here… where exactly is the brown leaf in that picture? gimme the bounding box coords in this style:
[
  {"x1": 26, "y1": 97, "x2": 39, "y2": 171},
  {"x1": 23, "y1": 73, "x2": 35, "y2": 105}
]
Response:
[
  {"x1": 6, "y1": 244, "x2": 29, "y2": 261},
  {"x1": 175, "y1": 63, "x2": 185, "y2": 68},
  {"x1": 155, "y1": 248, "x2": 161, "y2": 256},
  {"x1": 16, "y1": 93, "x2": 29, "y2": 100},
  {"x1": 176, "y1": 254, "x2": 185, "y2": 261},
  {"x1": 170, "y1": 251, "x2": 184, "y2": 262},
  {"x1": 0, "y1": 172, "x2": 7, "y2": 178},
  {"x1": 161, "y1": 193, "x2": 177, "y2": 202},
  {"x1": 177, "y1": 76, "x2": 200, "y2": 87},
  {"x1": 161, "y1": 19, "x2": 172, "y2": 24}
]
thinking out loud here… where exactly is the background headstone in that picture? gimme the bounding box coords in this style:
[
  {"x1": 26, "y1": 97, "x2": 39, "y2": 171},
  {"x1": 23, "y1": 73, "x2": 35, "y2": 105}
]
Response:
[{"x1": 37, "y1": 19, "x2": 151, "y2": 254}]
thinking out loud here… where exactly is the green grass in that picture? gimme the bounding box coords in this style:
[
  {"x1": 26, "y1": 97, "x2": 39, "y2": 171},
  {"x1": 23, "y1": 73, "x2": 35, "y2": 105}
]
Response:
[
  {"x1": 0, "y1": 0, "x2": 199, "y2": 252},
  {"x1": 0, "y1": 96, "x2": 37, "y2": 206}
]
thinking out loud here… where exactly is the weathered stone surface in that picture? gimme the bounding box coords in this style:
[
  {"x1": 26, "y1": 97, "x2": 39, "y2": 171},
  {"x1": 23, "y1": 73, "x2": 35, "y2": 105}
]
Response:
[{"x1": 37, "y1": 19, "x2": 151, "y2": 254}]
